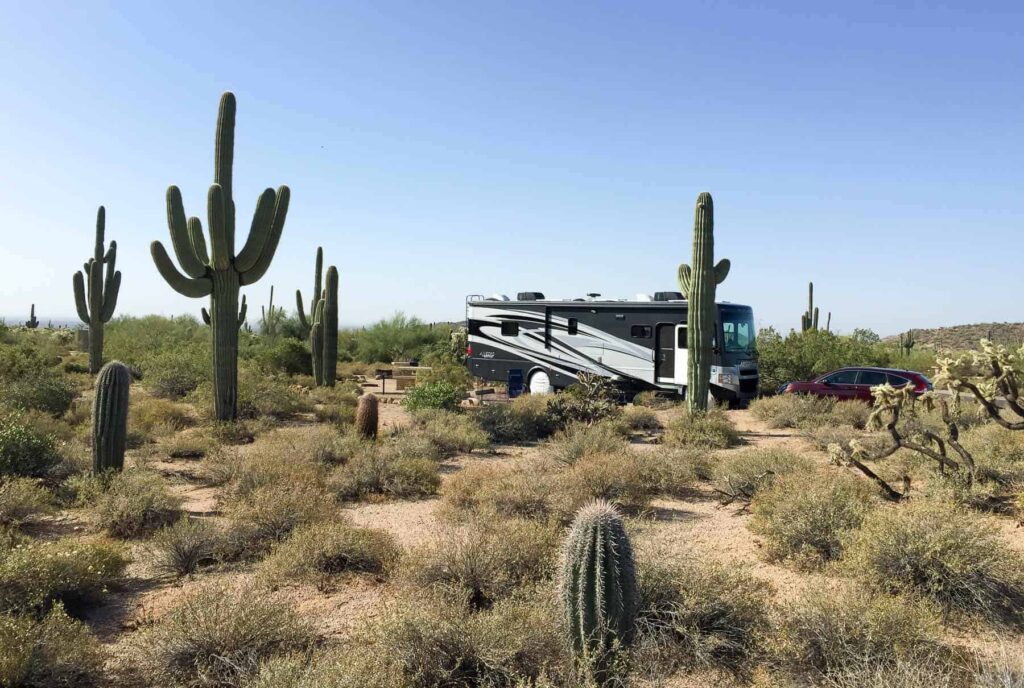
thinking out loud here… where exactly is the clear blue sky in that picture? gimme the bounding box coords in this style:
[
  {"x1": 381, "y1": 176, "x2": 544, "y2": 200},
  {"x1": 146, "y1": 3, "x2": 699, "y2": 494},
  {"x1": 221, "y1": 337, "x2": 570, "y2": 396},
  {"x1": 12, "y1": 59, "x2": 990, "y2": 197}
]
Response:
[{"x1": 1, "y1": 1, "x2": 1021, "y2": 335}]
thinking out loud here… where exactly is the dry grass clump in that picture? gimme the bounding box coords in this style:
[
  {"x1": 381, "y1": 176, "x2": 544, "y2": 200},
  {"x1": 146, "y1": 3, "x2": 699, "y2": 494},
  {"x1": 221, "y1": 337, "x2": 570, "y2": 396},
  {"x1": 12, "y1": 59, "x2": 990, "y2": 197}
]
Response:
[
  {"x1": 620, "y1": 405, "x2": 663, "y2": 433},
  {"x1": 713, "y1": 448, "x2": 815, "y2": 504},
  {"x1": 0, "y1": 537, "x2": 128, "y2": 613},
  {"x1": 93, "y1": 469, "x2": 183, "y2": 538},
  {"x1": 133, "y1": 581, "x2": 313, "y2": 688},
  {"x1": 0, "y1": 604, "x2": 106, "y2": 687},
  {"x1": 220, "y1": 483, "x2": 336, "y2": 560},
  {"x1": 963, "y1": 422, "x2": 1024, "y2": 489},
  {"x1": 329, "y1": 448, "x2": 440, "y2": 503},
  {"x1": 148, "y1": 517, "x2": 220, "y2": 577},
  {"x1": 473, "y1": 395, "x2": 555, "y2": 444},
  {"x1": 0, "y1": 478, "x2": 55, "y2": 525},
  {"x1": 402, "y1": 517, "x2": 559, "y2": 608},
  {"x1": 633, "y1": 560, "x2": 770, "y2": 675},
  {"x1": 163, "y1": 433, "x2": 217, "y2": 460},
  {"x1": 209, "y1": 429, "x2": 327, "y2": 500},
  {"x1": 774, "y1": 585, "x2": 950, "y2": 677},
  {"x1": 402, "y1": 409, "x2": 489, "y2": 457},
  {"x1": 261, "y1": 521, "x2": 401, "y2": 589},
  {"x1": 547, "y1": 421, "x2": 626, "y2": 465},
  {"x1": 563, "y1": 450, "x2": 659, "y2": 512},
  {"x1": 129, "y1": 395, "x2": 194, "y2": 441},
  {"x1": 843, "y1": 499, "x2": 1024, "y2": 626},
  {"x1": 664, "y1": 409, "x2": 740, "y2": 449},
  {"x1": 751, "y1": 394, "x2": 870, "y2": 430},
  {"x1": 443, "y1": 460, "x2": 559, "y2": 521},
  {"x1": 750, "y1": 471, "x2": 877, "y2": 569}
]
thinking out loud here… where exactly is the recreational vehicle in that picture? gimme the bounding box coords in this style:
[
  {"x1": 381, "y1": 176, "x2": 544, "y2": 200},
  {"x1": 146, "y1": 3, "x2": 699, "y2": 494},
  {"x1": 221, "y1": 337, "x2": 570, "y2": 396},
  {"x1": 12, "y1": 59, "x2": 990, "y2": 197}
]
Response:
[{"x1": 465, "y1": 292, "x2": 759, "y2": 404}]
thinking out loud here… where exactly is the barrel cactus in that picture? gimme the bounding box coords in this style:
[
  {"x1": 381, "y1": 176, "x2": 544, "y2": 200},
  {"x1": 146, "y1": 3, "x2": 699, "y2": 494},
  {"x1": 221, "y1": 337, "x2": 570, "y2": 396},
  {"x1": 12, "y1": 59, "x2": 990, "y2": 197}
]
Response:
[
  {"x1": 24, "y1": 304, "x2": 39, "y2": 329},
  {"x1": 309, "y1": 266, "x2": 339, "y2": 387},
  {"x1": 73, "y1": 206, "x2": 121, "y2": 373},
  {"x1": 677, "y1": 192, "x2": 730, "y2": 412},
  {"x1": 93, "y1": 361, "x2": 131, "y2": 473},
  {"x1": 355, "y1": 393, "x2": 379, "y2": 440},
  {"x1": 295, "y1": 246, "x2": 323, "y2": 339},
  {"x1": 559, "y1": 499, "x2": 638, "y2": 677},
  {"x1": 150, "y1": 92, "x2": 289, "y2": 421}
]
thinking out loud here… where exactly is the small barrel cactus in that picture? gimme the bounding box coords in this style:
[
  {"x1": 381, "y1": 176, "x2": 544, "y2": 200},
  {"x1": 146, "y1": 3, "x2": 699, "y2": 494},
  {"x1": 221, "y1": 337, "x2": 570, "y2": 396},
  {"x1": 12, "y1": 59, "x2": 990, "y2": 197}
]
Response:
[
  {"x1": 355, "y1": 393, "x2": 379, "y2": 440},
  {"x1": 559, "y1": 499, "x2": 638, "y2": 676},
  {"x1": 93, "y1": 361, "x2": 132, "y2": 474}
]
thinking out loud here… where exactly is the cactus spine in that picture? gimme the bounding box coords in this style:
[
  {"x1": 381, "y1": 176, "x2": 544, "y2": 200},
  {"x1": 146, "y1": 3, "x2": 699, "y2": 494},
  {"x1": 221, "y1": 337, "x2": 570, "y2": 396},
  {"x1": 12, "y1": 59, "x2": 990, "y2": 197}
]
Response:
[
  {"x1": 92, "y1": 361, "x2": 131, "y2": 473},
  {"x1": 73, "y1": 207, "x2": 121, "y2": 373},
  {"x1": 309, "y1": 266, "x2": 339, "y2": 387},
  {"x1": 677, "y1": 192, "x2": 730, "y2": 413},
  {"x1": 355, "y1": 393, "x2": 379, "y2": 440},
  {"x1": 24, "y1": 305, "x2": 39, "y2": 329},
  {"x1": 559, "y1": 500, "x2": 638, "y2": 677},
  {"x1": 295, "y1": 247, "x2": 323, "y2": 339},
  {"x1": 150, "y1": 92, "x2": 289, "y2": 421}
]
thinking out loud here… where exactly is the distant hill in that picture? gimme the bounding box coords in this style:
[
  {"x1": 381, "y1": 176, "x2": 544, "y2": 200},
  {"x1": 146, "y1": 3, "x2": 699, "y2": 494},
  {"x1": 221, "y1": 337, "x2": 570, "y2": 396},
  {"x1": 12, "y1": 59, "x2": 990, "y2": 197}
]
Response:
[{"x1": 884, "y1": 322, "x2": 1024, "y2": 352}]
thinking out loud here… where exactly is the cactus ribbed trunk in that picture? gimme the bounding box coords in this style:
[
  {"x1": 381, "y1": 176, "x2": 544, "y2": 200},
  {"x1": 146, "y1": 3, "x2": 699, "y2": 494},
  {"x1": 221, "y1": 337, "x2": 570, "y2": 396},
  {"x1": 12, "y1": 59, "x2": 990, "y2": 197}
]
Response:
[
  {"x1": 211, "y1": 271, "x2": 240, "y2": 421},
  {"x1": 321, "y1": 267, "x2": 338, "y2": 387},
  {"x1": 296, "y1": 247, "x2": 323, "y2": 340},
  {"x1": 356, "y1": 393, "x2": 379, "y2": 440},
  {"x1": 93, "y1": 362, "x2": 131, "y2": 473}
]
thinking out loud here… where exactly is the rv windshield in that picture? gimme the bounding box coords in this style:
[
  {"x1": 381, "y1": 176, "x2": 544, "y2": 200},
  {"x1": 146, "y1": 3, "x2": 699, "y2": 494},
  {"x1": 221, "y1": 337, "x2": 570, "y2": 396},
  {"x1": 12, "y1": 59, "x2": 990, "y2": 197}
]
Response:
[{"x1": 720, "y1": 306, "x2": 755, "y2": 354}]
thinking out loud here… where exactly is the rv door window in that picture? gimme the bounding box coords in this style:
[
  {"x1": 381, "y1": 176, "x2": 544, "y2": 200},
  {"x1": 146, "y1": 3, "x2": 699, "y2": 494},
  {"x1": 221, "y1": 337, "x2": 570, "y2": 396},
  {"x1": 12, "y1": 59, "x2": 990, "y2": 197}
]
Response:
[
  {"x1": 501, "y1": 322, "x2": 519, "y2": 336},
  {"x1": 630, "y1": 325, "x2": 652, "y2": 339},
  {"x1": 677, "y1": 328, "x2": 687, "y2": 348},
  {"x1": 567, "y1": 318, "x2": 578, "y2": 335}
]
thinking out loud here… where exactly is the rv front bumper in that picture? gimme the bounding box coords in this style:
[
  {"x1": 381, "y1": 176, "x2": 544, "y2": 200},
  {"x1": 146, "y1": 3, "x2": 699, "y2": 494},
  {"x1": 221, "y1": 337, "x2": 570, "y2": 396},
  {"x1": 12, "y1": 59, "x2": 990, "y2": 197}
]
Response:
[{"x1": 713, "y1": 367, "x2": 759, "y2": 400}]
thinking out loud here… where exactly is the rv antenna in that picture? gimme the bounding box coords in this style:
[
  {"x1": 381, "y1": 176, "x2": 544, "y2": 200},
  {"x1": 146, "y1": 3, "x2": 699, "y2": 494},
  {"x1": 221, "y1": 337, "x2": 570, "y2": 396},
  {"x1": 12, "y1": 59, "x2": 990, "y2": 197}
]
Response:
[{"x1": 586, "y1": 292, "x2": 601, "y2": 300}]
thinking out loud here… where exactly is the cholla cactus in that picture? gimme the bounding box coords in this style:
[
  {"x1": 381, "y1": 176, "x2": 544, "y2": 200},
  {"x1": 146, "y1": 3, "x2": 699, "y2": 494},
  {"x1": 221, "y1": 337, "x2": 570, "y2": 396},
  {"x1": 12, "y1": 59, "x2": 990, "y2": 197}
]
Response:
[
  {"x1": 559, "y1": 500, "x2": 637, "y2": 678},
  {"x1": 934, "y1": 339, "x2": 1024, "y2": 430}
]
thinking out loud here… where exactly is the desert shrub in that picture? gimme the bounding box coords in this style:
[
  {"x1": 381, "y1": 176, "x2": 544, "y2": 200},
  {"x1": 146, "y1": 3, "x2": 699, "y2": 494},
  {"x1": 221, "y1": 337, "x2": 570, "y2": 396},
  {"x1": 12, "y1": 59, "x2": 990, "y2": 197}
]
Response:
[
  {"x1": 149, "y1": 517, "x2": 219, "y2": 577},
  {"x1": 546, "y1": 376, "x2": 620, "y2": 429},
  {"x1": 634, "y1": 560, "x2": 770, "y2": 673},
  {"x1": 0, "y1": 478, "x2": 55, "y2": 525},
  {"x1": 664, "y1": 409, "x2": 739, "y2": 449},
  {"x1": 620, "y1": 405, "x2": 662, "y2": 433},
  {"x1": 134, "y1": 582, "x2": 313, "y2": 687},
  {"x1": 750, "y1": 394, "x2": 836, "y2": 429},
  {"x1": 0, "y1": 413, "x2": 61, "y2": 478},
  {"x1": 964, "y1": 422, "x2": 1024, "y2": 474},
  {"x1": 750, "y1": 471, "x2": 877, "y2": 569},
  {"x1": 830, "y1": 400, "x2": 871, "y2": 429},
  {"x1": 262, "y1": 521, "x2": 400, "y2": 589},
  {"x1": 63, "y1": 361, "x2": 90, "y2": 375},
  {"x1": 329, "y1": 451, "x2": 440, "y2": 503},
  {"x1": 252, "y1": 338, "x2": 311, "y2": 376},
  {"x1": 403, "y1": 518, "x2": 559, "y2": 608},
  {"x1": 973, "y1": 648, "x2": 1024, "y2": 688},
  {"x1": 0, "y1": 604, "x2": 105, "y2": 687},
  {"x1": 221, "y1": 484, "x2": 335, "y2": 559},
  {"x1": 189, "y1": 365, "x2": 309, "y2": 421},
  {"x1": 843, "y1": 499, "x2": 1024, "y2": 625},
  {"x1": 0, "y1": 537, "x2": 128, "y2": 613},
  {"x1": 637, "y1": 447, "x2": 710, "y2": 497},
  {"x1": 713, "y1": 448, "x2": 815, "y2": 503},
  {"x1": 347, "y1": 313, "x2": 445, "y2": 364},
  {"x1": 214, "y1": 430, "x2": 327, "y2": 502},
  {"x1": 14, "y1": 408, "x2": 79, "y2": 445},
  {"x1": 473, "y1": 396, "x2": 555, "y2": 444},
  {"x1": 442, "y1": 461, "x2": 558, "y2": 521},
  {"x1": 775, "y1": 586, "x2": 948, "y2": 676},
  {"x1": 93, "y1": 469, "x2": 183, "y2": 538},
  {"x1": 822, "y1": 660, "x2": 965, "y2": 688},
  {"x1": 547, "y1": 421, "x2": 626, "y2": 465},
  {"x1": 755, "y1": 327, "x2": 892, "y2": 395},
  {"x1": 142, "y1": 344, "x2": 209, "y2": 399},
  {"x1": 206, "y1": 420, "x2": 255, "y2": 445},
  {"x1": 404, "y1": 409, "x2": 489, "y2": 457},
  {"x1": 129, "y1": 396, "x2": 194, "y2": 442},
  {"x1": 403, "y1": 380, "x2": 463, "y2": 413},
  {"x1": 0, "y1": 373, "x2": 75, "y2": 417},
  {"x1": 164, "y1": 433, "x2": 217, "y2": 460},
  {"x1": 563, "y1": 451, "x2": 655, "y2": 512}
]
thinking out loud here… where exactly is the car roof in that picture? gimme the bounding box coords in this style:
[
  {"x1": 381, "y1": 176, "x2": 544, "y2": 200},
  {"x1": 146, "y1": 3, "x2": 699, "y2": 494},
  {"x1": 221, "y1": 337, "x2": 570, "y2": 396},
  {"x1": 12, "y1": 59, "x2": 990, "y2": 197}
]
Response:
[{"x1": 830, "y1": 366, "x2": 921, "y2": 376}]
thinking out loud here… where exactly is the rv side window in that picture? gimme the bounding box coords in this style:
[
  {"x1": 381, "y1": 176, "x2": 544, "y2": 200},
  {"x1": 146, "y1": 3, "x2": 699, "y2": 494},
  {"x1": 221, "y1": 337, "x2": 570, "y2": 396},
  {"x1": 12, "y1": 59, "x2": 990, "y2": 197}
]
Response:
[
  {"x1": 567, "y1": 318, "x2": 578, "y2": 335},
  {"x1": 677, "y1": 328, "x2": 687, "y2": 348},
  {"x1": 501, "y1": 322, "x2": 519, "y2": 336},
  {"x1": 630, "y1": 325, "x2": 652, "y2": 339}
]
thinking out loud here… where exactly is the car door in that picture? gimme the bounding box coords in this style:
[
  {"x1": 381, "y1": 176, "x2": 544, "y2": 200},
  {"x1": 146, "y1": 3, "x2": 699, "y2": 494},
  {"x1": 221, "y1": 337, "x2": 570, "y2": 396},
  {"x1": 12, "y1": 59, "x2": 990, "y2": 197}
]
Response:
[
  {"x1": 854, "y1": 370, "x2": 889, "y2": 402},
  {"x1": 818, "y1": 370, "x2": 860, "y2": 399}
]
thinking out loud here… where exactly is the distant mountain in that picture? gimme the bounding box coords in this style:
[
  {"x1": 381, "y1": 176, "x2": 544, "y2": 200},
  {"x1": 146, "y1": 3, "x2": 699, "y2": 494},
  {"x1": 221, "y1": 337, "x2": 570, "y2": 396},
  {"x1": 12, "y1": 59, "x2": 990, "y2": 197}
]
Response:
[{"x1": 884, "y1": 322, "x2": 1024, "y2": 352}]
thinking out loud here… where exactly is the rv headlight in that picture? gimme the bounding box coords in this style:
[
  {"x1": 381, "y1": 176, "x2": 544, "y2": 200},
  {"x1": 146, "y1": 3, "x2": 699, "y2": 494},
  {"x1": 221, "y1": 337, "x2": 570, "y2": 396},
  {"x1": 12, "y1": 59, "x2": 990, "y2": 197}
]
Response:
[{"x1": 718, "y1": 373, "x2": 735, "y2": 385}]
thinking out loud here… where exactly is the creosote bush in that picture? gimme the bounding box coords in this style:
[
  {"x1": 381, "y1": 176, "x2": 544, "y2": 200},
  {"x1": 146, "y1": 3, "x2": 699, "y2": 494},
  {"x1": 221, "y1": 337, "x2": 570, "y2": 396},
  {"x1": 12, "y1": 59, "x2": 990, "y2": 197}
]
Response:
[
  {"x1": 664, "y1": 408, "x2": 739, "y2": 449},
  {"x1": 0, "y1": 478, "x2": 55, "y2": 525},
  {"x1": 94, "y1": 469, "x2": 183, "y2": 538},
  {"x1": 750, "y1": 471, "x2": 877, "y2": 569},
  {"x1": 149, "y1": 517, "x2": 219, "y2": 577},
  {"x1": 402, "y1": 380, "x2": 463, "y2": 413},
  {"x1": 843, "y1": 499, "x2": 1024, "y2": 626},
  {"x1": 714, "y1": 448, "x2": 815, "y2": 504},
  {"x1": 403, "y1": 409, "x2": 489, "y2": 457},
  {"x1": 262, "y1": 521, "x2": 401, "y2": 589},
  {"x1": 473, "y1": 395, "x2": 554, "y2": 444},
  {"x1": 221, "y1": 483, "x2": 335, "y2": 560},
  {"x1": 0, "y1": 413, "x2": 61, "y2": 478},
  {"x1": 547, "y1": 421, "x2": 626, "y2": 466},
  {"x1": 0, "y1": 604, "x2": 106, "y2": 687}
]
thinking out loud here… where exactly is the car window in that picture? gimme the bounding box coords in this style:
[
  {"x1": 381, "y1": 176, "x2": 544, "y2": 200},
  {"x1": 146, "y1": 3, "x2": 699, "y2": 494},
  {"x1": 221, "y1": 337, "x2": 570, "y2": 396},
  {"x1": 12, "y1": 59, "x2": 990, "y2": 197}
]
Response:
[
  {"x1": 857, "y1": 371, "x2": 888, "y2": 386},
  {"x1": 823, "y1": 370, "x2": 859, "y2": 384},
  {"x1": 887, "y1": 373, "x2": 910, "y2": 388}
]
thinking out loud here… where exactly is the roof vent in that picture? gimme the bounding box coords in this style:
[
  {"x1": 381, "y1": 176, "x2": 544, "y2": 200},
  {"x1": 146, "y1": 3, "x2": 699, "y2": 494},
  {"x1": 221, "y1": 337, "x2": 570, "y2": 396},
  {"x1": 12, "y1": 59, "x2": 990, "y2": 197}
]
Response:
[
  {"x1": 487, "y1": 293, "x2": 510, "y2": 301},
  {"x1": 654, "y1": 291, "x2": 684, "y2": 301},
  {"x1": 517, "y1": 292, "x2": 545, "y2": 301}
]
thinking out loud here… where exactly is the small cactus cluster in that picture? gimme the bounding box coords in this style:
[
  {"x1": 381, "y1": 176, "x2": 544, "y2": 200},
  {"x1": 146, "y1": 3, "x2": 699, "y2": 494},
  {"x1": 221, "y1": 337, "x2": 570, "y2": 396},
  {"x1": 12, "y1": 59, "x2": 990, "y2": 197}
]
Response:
[
  {"x1": 310, "y1": 266, "x2": 339, "y2": 387},
  {"x1": 559, "y1": 499, "x2": 638, "y2": 678},
  {"x1": 24, "y1": 304, "x2": 39, "y2": 329},
  {"x1": 899, "y1": 329, "x2": 916, "y2": 356},
  {"x1": 678, "y1": 192, "x2": 730, "y2": 412},
  {"x1": 73, "y1": 206, "x2": 121, "y2": 373},
  {"x1": 355, "y1": 393, "x2": 379, "y2": 439},
  {"x1": 92, "y1": 361, "x2": 131, "y2": 473}
]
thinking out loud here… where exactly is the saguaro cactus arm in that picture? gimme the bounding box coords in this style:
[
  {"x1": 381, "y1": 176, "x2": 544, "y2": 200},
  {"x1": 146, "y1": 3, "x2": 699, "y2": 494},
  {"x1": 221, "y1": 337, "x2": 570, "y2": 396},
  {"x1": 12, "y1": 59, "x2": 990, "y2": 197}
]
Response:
[
  {"x1": 237, "y1": 295, "x2": 247, "y2": 328},
  {"x1": 150, "y1": 242, "x2": 214, "y2": 297},
  {"x1": 73, "y1": 273, "x2": 91, "y2": 323},
  {"x1": 238, "y1": 187, "x2": 290, "y2": 285}
]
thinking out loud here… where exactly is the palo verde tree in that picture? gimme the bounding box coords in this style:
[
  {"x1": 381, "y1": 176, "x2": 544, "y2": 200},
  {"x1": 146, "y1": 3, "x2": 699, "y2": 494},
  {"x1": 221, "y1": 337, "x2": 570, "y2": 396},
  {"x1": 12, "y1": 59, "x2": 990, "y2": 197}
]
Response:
[
  {"x1": 677, "y1": 192, "x2": 730, "y2": 412},
  {"x1": 151, "y1": 92, "x2": 290, "y2": 421},
  {"x1": 73, "y1": 206, "x2": 121, "y2": 373}
]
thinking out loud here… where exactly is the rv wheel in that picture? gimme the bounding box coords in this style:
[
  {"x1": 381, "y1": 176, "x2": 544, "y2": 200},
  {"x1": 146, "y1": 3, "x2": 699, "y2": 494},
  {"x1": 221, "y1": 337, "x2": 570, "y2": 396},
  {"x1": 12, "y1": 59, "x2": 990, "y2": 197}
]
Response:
[{"x1": 528, "y1": 370, "x2": 553, "y2": 395}]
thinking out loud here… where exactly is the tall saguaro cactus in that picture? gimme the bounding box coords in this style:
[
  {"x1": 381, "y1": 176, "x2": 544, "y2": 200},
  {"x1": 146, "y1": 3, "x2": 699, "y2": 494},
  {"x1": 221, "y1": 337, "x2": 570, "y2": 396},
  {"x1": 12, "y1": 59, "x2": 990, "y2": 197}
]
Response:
[
  {"x1": 24, "y1": 305, "x2": 39, "y2": 329},
  {"x1": 260, "y1": 285, "x2": 284, "y2": 340},
  {"x1": 150, "y1": 92, "x2": 290, "y2": 421},
  {"x1": 309, "y1": 266, "x2": 339, "y2": 387},
  {"x1": 677, "y1": 192, "x2": 730, "y2": 412},
  {"x1": 73, "y1": 206, "x2": 121, "y2": 373},
  {"x1": 801, "y1": 282, "x2": 819, "y2": 332},
  {"x1": 93, "y1": 361, "x2": 131, "y2": 474},
  {"x1": 295, "y1": 246, "x2": 323, "y2": 339}
]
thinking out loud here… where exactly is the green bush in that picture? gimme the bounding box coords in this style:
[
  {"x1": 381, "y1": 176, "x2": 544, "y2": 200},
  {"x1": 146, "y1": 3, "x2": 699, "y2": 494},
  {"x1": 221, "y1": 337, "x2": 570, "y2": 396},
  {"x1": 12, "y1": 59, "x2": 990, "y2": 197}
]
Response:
[
  {"x1": 403, "y1": 409, "x2": 489, "y2": 457},
  {"x1": 473, "y1": 396, "x2": 555, "y2": 444},
  {"x1": 0, "y1": 604, "x2": 106, "y2": 687},
  {"x1": 714, "y1": 448, "x2": 814, "y2": 503},
  {"x1": 329, "y1": 450, "x2": 440, "y2": 503},
  {"x1": 251, "y1": 338, "x2": 311, "y2": 376},
  {"x1": 755, "y1": 327, "x2": 894, "y2": 394},
  {"x1": 547, "y1": 421, "x2": 626, "y2": 465},
  {"x1": 843, "y1": 499, "x2": 1024, "y2": 625},
  {"x1": 0, "y1": 413, "x2": 61, "y2": 478},
  {"x1": 664, "y1": 409, "x2": 740, "y2": 449},
  {"x1": 546, "y1": 379, "x2": 620, "y2": 429},
  {"x1": 261, "y1": 521, "x2": 400, "y2": 589},
  {"x1": 0, "y1": 478, "x2": 55, "y2": 525},
  {"x1": 0, "y1": 537, "x2": 129, "y2": 614},
  {"x1": 750, "y1": 471, "x2": 876, "y2": 569},
  {"x1": 403, "y1": 380, "x2": 463, "y2": 413},
  {"x1": 0, "y1": 373, "x2": 75, "y2": 417},
  {"x1": 141, "y1": 343, "x2": 209, "y2": 399},
  {"x1": 222, "y1": 484, "x2": 335, "y2": 559},
  {"x1": 345, "y1": 313, "x2": 447, "y2": 364},
  {"x1": 94, "y1": 469, "x2": 183, "y2": 538},
  {"x1": 149, "y1": 517, "x2": 219, "y2": 577}
]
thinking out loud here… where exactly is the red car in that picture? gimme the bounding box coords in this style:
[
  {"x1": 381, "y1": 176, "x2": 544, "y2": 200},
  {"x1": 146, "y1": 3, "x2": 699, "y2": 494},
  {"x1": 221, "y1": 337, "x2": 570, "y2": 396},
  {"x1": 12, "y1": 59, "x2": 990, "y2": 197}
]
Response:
[{"x1": 779, "y1": 366, "x2": 932, "y2": 402}]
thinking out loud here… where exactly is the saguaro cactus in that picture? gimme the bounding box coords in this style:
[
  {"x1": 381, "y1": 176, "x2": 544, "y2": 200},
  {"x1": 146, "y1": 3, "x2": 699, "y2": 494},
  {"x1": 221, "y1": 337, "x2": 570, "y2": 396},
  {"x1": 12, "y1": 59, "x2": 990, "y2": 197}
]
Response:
[
  {"x1": 73, "y1": 206, "x2": 121, "y2": 373},
  {"x1": 356, "y1": 393, "x2": 379, "y2": 440},
  {"x1": 295, "y1": 246, "x2": 323, "y2": 339},
  {"x1": 677, "y1": 192, "x2": 730, "y2": 412},
  {"x1": 899, "y1": 329, "x2": 916, "y2": 356},
  {"x1": 260, "y1": 285, "x2": 284, "y2": 340},
  {"x1": 24, "y1": 305, "x2": 39, "y2": 329},
  {"x1": 150, "y1": 92, "x2": 289, "y2": 421},
  {"x1": 309, "y1": 266, "x2": 339, "y2": 387},
  {"x1": 559, "y1": 500, "x2": 638, "y2": 677},
  {"x1": 93, "y1": 361, "x2": 131, "y2": 474},
  {"x1": 801, "y1": 282, "x2": 817, "y2": 332}
]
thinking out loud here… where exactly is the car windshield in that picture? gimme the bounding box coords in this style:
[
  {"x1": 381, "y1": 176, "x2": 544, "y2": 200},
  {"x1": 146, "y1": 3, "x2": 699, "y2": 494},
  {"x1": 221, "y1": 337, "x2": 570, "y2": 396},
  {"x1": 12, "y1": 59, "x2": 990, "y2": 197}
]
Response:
[{"x1": 720, "y1": 306, "x2": 755, "y2": 353}]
